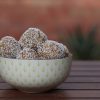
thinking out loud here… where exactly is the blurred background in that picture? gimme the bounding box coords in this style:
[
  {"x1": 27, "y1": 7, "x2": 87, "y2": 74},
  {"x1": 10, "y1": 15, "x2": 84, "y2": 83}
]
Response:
[{"x1": 0, "y1": 0, "x2": 100, "y2": 60}]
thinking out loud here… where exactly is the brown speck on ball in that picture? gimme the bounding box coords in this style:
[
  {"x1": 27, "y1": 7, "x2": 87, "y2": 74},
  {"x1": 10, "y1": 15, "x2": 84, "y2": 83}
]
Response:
[
  {"x1": 37, "y1": 40, "x2": 69, "y2": 59},
  {"x1": 19, "y1": 28, "x2": 48, "y2": 48},
  {"x1": 0, "y1": 36, "x2": 21, "y2": 58},
  {"x1": 16, "y1": 48, "x2": 38, "y2": 60}
]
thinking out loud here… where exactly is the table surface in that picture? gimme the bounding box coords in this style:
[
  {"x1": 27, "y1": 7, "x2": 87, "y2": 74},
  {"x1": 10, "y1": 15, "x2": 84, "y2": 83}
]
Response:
[{"x1": 0, "y1": 61, "x2": 100, "y2": 100}]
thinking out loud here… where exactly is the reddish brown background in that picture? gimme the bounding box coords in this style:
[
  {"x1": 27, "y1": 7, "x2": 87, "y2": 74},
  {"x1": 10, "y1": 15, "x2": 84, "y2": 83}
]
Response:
[{"x1": 0, "y1": 0, "x2": 100, "y2": 41}]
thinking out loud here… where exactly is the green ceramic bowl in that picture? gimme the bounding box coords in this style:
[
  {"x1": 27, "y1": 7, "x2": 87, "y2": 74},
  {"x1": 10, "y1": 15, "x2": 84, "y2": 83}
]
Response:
[{"x1": 0, "y1": 54, "x2": 72, "y2": 93}]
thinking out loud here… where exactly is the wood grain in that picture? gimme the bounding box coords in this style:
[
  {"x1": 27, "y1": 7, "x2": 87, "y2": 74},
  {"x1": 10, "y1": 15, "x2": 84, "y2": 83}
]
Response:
[
  {"x1": 0, "y1": 90, "x2": 100, "y2": 98},
  {"x1": 66, "y1": 77, "x2": 100, "y2": 83}
]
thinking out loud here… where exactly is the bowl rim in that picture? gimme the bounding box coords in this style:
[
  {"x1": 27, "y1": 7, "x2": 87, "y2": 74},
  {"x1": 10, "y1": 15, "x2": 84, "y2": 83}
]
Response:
[{"x1": 0, "y1": 53, "x2": 72, "y2": 61}]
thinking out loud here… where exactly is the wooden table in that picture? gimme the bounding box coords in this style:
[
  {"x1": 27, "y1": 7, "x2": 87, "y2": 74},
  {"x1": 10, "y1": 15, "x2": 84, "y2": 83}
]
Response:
[{"x1": 0, "y1": 61, "x2": 100, "y2": 100}]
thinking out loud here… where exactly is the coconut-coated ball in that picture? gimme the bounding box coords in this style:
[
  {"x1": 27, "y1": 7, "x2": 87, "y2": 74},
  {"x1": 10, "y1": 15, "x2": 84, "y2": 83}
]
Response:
[
  {"x1": 0, "y1": 36, "x2": 21, "y2": 58},
  {"x1": 16, "y1": 48, "x2": 38, "y2": 60},
  {"x1": 19, "y1": 28, "x2": 48, "y2": 48},
  {"x1": 37, "y1": 40, "x2": 69, "y2": 59}
]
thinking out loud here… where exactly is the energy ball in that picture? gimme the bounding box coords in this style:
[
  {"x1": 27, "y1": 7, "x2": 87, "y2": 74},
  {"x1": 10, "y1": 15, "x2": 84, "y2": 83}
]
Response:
[
  {"x1": 37, "y1": 40, "x2": 69, "y2": 59},
  {"x1": 59, "y1": 43, "x2": 69, "y2": 54},
  {"x1": 16, "y1": 48, "x2": 38, "y2": 60},
  {"x1": 0, "y1": 36, "x2": 21, "y2": 58},
  {"x1": 19, "y1": 28, "x2": 48, "y2": 48}
]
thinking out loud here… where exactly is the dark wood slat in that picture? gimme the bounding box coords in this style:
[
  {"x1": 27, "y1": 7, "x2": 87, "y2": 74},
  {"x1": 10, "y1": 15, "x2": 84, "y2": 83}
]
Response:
[
  {"x1": 0, "y1": 83, "x2": 14, "y2": 90},
  {"x1": 0, "y1": 80, "x2": 5, "y2": 83},
  {"x1": 72, "y1": 61, "x2": 100, "y2": 66},
  {"x1": 70, "y1": 70, "x2": 100, "y2": 76},
  {"x1": 0, "y1": 90, "x2": 100, "y2": 98},
  {"x1": 0, "y1": 82, "x2": 100, "y2": 90},
  {"x1": 66, "y1": 77, "x2": 100, "y2": 83},
  {"x1": 0, "y1": 98, "x2": 99, "y2": 100},
  {"x1": 57, "y1": 83, "x2": 100, "y2": 90},
  {"x1": 71, "y1": 66, "x2": 100, "y2": 71}
]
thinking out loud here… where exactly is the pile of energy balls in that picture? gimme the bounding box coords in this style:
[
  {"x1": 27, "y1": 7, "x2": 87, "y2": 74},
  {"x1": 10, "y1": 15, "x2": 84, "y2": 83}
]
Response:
[{"x1": 0, "y1": 28, "x2": 69, "y2": 60}]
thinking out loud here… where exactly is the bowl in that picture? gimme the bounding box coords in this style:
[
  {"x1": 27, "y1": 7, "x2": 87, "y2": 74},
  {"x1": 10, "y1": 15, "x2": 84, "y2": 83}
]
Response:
[{"x1": 0, "y1": 54, "x2": 72, "y2": 93}]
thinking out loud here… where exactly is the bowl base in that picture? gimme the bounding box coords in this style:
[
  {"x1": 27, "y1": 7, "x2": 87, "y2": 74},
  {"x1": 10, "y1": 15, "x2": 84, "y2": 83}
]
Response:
[
  {"x1": 18, "y1": 89, "x2": 40, "y2": 93},
  {"x1": 17, "y1": 87, "x2": 52, "y2": 93}
]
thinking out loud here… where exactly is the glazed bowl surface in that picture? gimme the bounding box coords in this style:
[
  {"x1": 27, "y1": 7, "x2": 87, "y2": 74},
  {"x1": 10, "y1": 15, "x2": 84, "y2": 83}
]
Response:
[{"x1": 0, "y1": 55, "x2": 72, "y2": 93}]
